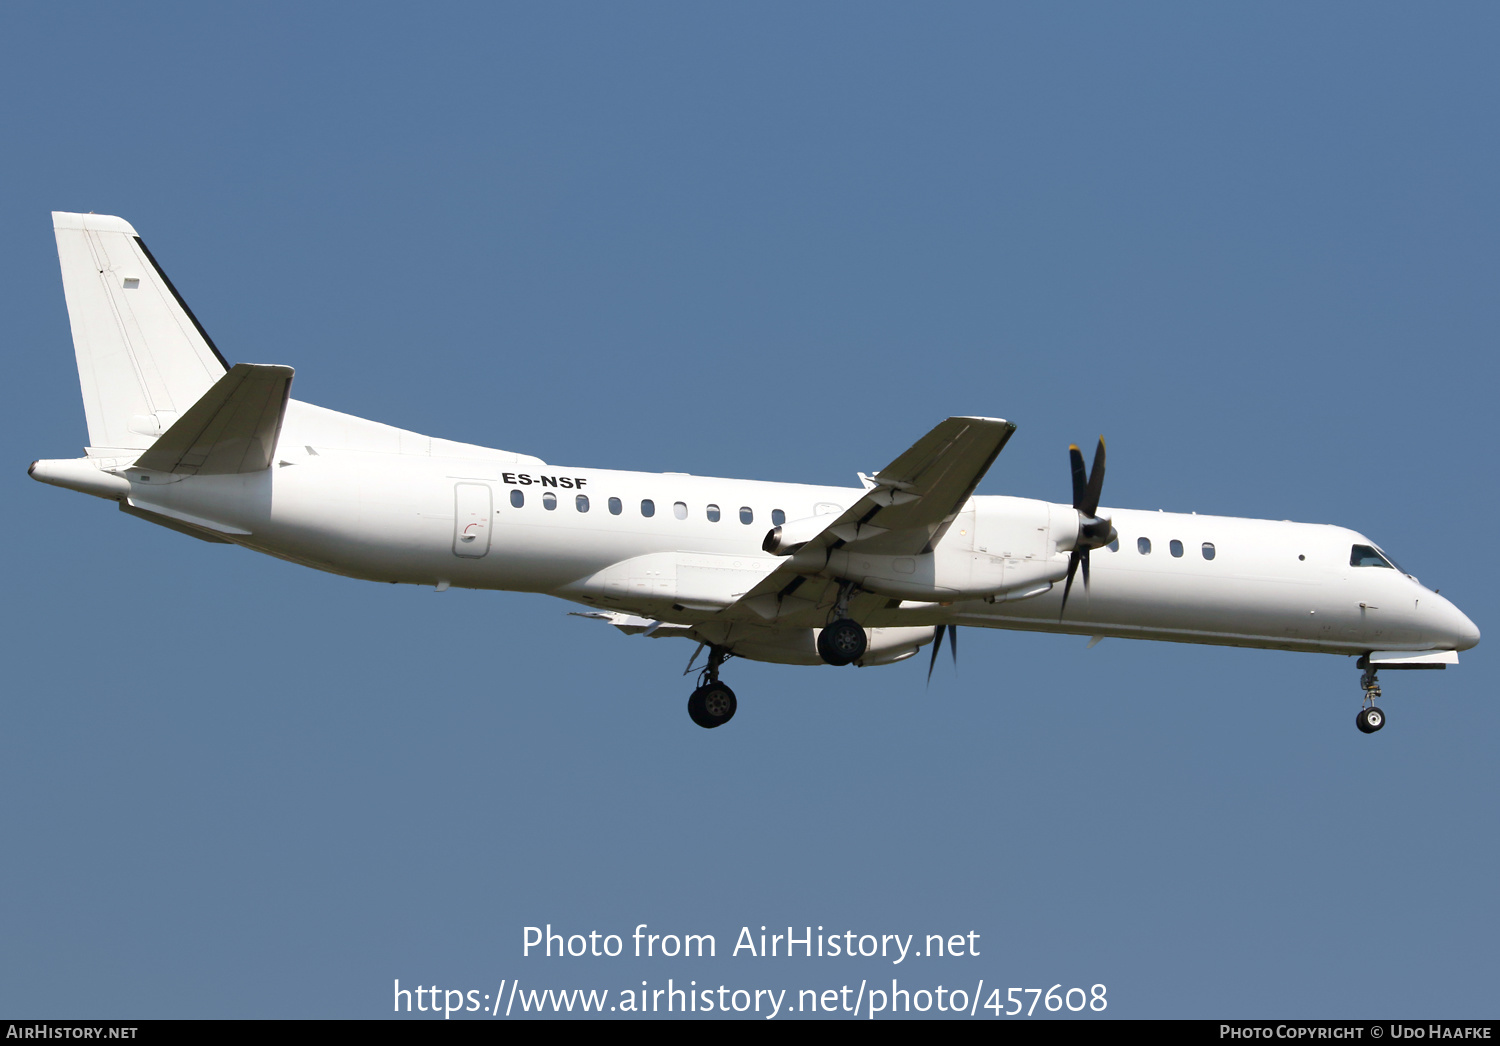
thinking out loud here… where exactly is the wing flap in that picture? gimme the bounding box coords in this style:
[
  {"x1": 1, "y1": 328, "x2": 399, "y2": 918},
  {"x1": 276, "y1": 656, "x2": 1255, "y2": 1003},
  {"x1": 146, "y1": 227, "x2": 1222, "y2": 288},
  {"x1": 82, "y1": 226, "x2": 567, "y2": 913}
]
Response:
[{"x1": 134, "y1": 363, "x2": 293, "y2": 475}]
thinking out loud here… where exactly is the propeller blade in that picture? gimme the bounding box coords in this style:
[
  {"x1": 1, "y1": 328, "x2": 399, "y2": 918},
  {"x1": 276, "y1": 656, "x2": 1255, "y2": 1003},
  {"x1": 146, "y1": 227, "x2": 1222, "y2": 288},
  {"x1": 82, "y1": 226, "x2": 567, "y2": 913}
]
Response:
[
  {"x1": 683, "y1": 642, "x2": 705, "y2": 676},
  {"x1": 1081, "y1": 437, "x2": 1106, "y2": 517},
  {"x1": 927, "y1": 624, "x2": 947, "y2": 684},
  {"x1": 1069, "y1": 444, "x2": 1088, "y2": 510},
  {"x1": 948, "y1": 622, "x2": 958, "y2": 671},
  {"x1": 1060, "y1": 550, "x2": 1081, "y2": 619},
  {"x1": 1064, "y1": 435, "x2": 1111, "y2": 618}
]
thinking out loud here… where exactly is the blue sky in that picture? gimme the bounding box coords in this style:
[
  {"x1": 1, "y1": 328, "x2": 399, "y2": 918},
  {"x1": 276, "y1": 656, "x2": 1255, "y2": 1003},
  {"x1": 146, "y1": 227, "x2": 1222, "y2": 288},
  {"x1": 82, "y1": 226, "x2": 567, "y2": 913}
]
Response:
[{"x1": 2, "y1": 3, "x2": 1496, "y2": 1018}]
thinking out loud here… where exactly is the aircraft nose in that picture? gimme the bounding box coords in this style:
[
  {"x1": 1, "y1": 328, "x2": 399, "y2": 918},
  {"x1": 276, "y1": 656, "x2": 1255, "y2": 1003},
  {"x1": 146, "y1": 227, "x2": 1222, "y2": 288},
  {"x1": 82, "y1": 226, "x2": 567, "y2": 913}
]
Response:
[
  {"x1": 1455, "y1": 609, "x2": 1481, "y2": 651},
  {"x1": 1438, "y1": 596, "x2": 1480, "y2": 651}
]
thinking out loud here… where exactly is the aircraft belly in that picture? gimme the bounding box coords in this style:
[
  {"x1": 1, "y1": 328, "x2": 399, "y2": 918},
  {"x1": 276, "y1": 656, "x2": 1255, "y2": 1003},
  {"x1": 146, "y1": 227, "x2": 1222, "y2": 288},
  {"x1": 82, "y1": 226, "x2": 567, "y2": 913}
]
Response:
[{"x1": 557, "y1": 549, "x2": 781, "y2": 613}]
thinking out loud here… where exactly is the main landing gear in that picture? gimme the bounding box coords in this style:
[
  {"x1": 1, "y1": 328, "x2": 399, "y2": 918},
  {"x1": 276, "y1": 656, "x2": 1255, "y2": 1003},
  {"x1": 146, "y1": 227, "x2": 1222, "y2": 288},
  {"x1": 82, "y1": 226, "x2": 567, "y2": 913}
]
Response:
[
  {"x1": 1356, "y1": 663, "x2": 1386, "y2": 734},
  {"x1": 817, "y1": 619, "x2": 867, "y2": 666},
  {"x1": 687, "y1": 645, "x2": 737, "y2": 729},
  {"x1": 816, "y1": 581, "x2": 868, "y2": 667}
]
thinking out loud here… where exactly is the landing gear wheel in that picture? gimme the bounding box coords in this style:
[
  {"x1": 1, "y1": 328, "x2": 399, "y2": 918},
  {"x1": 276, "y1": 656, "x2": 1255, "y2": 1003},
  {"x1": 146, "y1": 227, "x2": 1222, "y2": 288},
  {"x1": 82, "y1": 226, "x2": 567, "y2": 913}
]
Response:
[
  {"x1": 1356, "y1": 706, "x2": 1385, "y2": 734},
  {"x1": 688, "y1": 682, "x2": 737, "y2": 729},
  {"x1": 817, "y1": 619, "x2": 867, "y2": 666}
]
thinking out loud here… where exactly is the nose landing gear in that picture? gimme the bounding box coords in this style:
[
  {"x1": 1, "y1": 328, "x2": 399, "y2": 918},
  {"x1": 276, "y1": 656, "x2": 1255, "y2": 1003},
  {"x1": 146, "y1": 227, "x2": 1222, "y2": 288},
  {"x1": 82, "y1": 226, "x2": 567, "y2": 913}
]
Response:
[
  {"x1": 1356, "y1": 663, "x2": 1386, "y2": 734},
  {"x1": 687, "y1": 645, "x2": 737, "y2": 729}
]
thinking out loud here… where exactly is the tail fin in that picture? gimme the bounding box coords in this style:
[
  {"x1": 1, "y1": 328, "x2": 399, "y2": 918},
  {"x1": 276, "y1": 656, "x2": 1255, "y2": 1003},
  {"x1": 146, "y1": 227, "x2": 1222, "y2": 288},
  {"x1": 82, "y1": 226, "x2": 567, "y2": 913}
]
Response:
[{"x1": 52, "y1": 212, "x2": 230, "y2": 456}]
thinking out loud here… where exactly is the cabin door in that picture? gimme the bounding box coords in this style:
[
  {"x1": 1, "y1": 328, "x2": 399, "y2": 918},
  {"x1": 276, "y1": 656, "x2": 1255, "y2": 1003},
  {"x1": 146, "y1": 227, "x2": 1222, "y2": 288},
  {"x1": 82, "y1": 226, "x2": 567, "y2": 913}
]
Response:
[{"x1": 453, "y1": 483, "x2": 493, "y2": 558}]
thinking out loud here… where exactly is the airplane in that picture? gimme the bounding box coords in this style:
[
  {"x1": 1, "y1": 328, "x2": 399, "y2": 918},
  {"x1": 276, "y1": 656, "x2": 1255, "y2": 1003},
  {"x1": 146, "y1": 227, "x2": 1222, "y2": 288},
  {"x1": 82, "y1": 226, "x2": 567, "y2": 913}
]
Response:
[{"x1": 29, "y1": 212, "x2": 1480, "y2": 732}]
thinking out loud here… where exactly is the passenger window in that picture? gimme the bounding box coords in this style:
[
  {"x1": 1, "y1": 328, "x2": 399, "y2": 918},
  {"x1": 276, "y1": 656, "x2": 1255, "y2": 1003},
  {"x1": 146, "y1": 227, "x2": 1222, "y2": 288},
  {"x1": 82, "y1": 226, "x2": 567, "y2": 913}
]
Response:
[
  {"x1": 608, "y1": 497, "x2": 622, "y2": 515},
  {"x1": 706, "y1": 504, "x2": 721, "y2": 522},
  {"x1": 1350, "y1": 544, "x2": 1393, "y2": 568},
  {"x1": 740, "y1": 506, "x2": 753, "y2": 525},
  {"x1": 772, "y1": 509, "x2": 786, "y2": 526},
  {"x1": 1202, "y1": 542, "x2": 1215, "y2": 560},
  {"x1": 576, "y1": 495, "x2": 589, "y2": 513},
  {"x1": 641, "y1": 499, "x2": 655, "y2": 518},
  {"x1": 1137, "y1": 537, "x2": 1151, "y2": 555},
  {"x1": 673, "y1": 501, "x2": 688, "y2": 520},
  {"x1": 1108, "y1": 538, "x2": 1119, "y2": 552},
  {"x1": 542, "y1": 492, "x2": 557, "y2": 510},
  {"x1": 510, "y1": 489, "x2": 524, "y2": 508},
  {"x1": 1170, "y1": 539, "x2": 1183, "y2": 558}
]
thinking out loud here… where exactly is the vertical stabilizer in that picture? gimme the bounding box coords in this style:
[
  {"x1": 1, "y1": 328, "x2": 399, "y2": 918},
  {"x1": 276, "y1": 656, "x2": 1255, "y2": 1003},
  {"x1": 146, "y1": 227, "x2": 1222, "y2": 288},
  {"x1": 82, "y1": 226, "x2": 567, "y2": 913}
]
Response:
[{"x1": 52, "y1": 212, "x2": 230, "y2": 456}]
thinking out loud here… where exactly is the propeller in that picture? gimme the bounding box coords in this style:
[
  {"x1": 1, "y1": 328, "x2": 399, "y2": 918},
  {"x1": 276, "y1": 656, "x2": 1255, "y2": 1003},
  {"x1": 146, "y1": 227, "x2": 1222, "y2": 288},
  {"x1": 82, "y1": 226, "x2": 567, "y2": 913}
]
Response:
[
  {"x1": 1059, "y1": 437, "x2": 1118, "y2": 620},
  {"x1": 926, "y1": 623, "x2": 958, "y2": 684}
]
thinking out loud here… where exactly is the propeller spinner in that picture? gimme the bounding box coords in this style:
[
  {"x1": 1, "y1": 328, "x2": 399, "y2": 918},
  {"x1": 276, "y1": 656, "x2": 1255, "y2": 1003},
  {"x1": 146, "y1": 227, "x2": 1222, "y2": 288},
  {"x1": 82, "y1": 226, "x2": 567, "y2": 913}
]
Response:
[{"x1": 1060, "y1": 437, "x2": 1117, "y2": 619}]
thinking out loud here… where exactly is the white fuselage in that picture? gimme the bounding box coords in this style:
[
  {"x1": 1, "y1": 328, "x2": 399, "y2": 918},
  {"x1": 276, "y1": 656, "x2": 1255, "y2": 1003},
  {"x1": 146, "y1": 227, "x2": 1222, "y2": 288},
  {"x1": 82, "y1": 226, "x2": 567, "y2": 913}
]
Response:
[{"x1": 42, "y1": 399, "x2": 1476, "y2": 666}]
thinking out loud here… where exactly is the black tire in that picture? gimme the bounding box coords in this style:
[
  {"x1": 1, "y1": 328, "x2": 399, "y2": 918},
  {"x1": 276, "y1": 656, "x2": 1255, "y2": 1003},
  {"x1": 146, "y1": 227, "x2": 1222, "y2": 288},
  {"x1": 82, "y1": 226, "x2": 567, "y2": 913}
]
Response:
[
  {"x1": 1356, "y1": 706, "x2": 1385, "y2": 734},
  {"x1": 816, "y1": 619, "x2": 868, "y2": 666},
  {"x1": 687, "y1": 683, "x2": 737, "y2": 729}
]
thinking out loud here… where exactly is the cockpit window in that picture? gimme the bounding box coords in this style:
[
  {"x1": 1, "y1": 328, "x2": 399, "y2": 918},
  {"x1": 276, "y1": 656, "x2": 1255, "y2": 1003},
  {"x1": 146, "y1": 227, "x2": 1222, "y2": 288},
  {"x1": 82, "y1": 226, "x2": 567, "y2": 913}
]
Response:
[{"x1": 1350, "y1": 544, "x2": 1394, "y2": 569}]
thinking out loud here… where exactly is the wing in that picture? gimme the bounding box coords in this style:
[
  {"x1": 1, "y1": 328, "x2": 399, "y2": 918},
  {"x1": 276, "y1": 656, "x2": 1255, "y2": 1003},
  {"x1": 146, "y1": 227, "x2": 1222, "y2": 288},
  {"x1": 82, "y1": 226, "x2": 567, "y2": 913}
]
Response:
[{"x1": 726, "y1": 416, "x2": 1016, "y2": 623}]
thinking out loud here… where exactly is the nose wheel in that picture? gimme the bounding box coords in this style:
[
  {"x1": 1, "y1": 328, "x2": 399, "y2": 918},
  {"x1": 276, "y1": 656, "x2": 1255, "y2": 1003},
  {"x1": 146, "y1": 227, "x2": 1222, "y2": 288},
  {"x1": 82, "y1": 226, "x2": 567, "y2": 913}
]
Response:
[
  {"x1": 1356, "y1": 663, "x2": 1386, "y2": 734},
  {"x1": 686, "y1": 645, "x2": 737, "y2": 729},
  {"x1": 688, "y1": 682, "x2": 737, "y2": 729}
]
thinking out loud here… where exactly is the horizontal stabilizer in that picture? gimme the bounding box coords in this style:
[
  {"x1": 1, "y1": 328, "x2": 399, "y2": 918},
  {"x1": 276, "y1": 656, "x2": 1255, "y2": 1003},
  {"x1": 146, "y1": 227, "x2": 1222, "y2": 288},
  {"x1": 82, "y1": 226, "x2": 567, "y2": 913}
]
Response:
[
  {"x1": 135, "y1": 363, "x2": 293, "y2": 475},
  {"x1": 570, "y1": 610, "x2": 661, "y2": 634}
]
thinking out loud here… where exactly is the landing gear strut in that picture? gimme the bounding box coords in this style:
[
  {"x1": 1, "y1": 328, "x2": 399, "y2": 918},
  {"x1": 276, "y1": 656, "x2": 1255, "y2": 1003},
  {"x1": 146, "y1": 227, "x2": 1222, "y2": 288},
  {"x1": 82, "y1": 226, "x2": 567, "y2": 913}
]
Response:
[
  {"x1": 1356, "y1": 663, "x2": 1386, "y2": 734},
  {"x1": 816, "y1": 581, "x2": 867, "y2": 666},
  {"x1": 687, "y1": 645, "x2": 737, "y2": 729}
]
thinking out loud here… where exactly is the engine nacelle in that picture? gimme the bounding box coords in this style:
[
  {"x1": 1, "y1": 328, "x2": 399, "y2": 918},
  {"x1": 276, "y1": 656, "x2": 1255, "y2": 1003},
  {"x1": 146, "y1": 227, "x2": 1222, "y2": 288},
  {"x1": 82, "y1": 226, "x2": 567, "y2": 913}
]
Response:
[
  {"x1": 853, "y1": 626, "x2": 936, "y2": 666},
  {"x1": 762, "y1": 514, "x2": 836, "y2": 555},
  {"x1": 724, "y1": 624, "x2": 935, "y2": 667},
  {"x1": 778, "y1": 496, "x2": 1075, "y2": 602},
  {"x1": 813, "y1": 546, "x2": 1066, "y2": 601}
]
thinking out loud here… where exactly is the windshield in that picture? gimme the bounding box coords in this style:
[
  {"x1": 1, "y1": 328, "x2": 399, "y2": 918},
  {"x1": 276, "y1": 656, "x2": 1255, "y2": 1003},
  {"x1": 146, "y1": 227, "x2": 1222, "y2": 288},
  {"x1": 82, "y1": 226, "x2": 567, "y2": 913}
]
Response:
[{"x1": 1350, "y1": 543, "x2": 1406, "y2": 573}]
